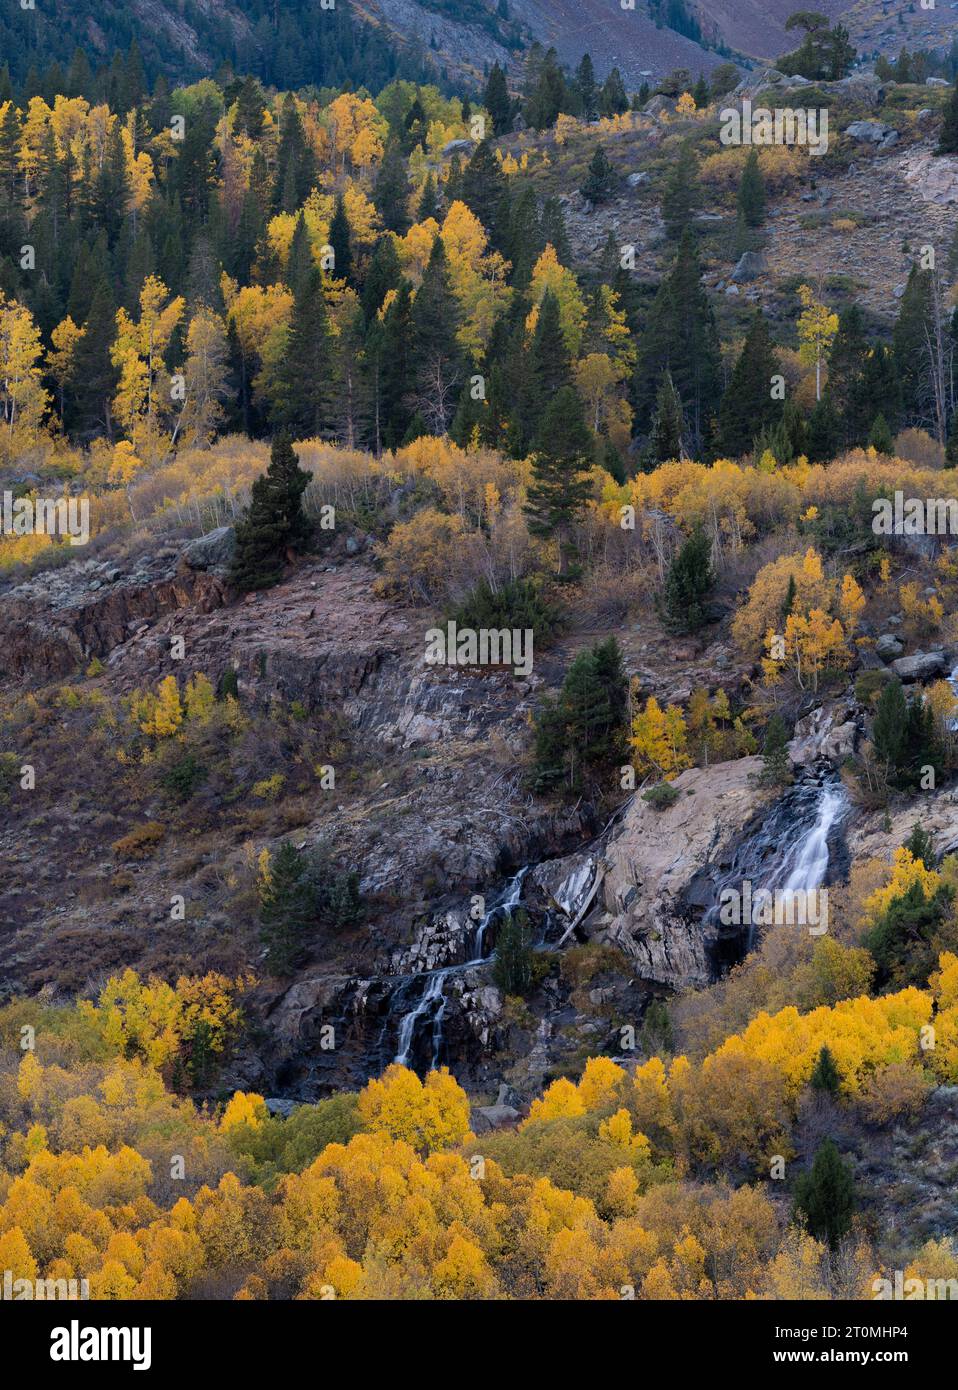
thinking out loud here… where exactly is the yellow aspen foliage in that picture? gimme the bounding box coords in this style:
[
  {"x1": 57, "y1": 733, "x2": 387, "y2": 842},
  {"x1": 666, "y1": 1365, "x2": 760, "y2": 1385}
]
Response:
[
  {"x1": 630, "y1": 696, "x2": 691, "y2": 781},
  {"x1": 796, "y1": 284, "x2": 839, "y2": 401},
  {"x1": 0, "y1": 1226, "x2": 38, "y2": 1281},
  {"x1": 838, "y1": 573, "x2": 865, "y2": 633},
  {"x1": 930, "y1": 951, "x2": 958, "y2": 1009},
  {"x1": 220, "y1": 1092, "x2": 269, "y2": 1133},
  {"x1": 136, "y1": 675, "x2": 183, "y2": 738},
  {"x1": 17, "y1": 1051, "x2": 43, "y2": 1101},
  {"x1": 783, "y1": 608, "x2": 848, "y2": 692},
  {"x1": 0, "y1": 293, "x2": 51, "y2": 445},
  {"x1": 862, "y1": 848, "x2": 942, "y2": 926},
  {"x1": 357, "y1": 1064, "x2": 472, "y2": 1152},
  {"x1": 577, "y1": 1055, "x2": 628, "y2": 1110},
  {"x1": 899, "y1": 581, "x2": 944, "y2": 638},
  {"x1": 524, "y1": 1077, "x2": 586, "y2": 1126},
  {"x1": 604, "y1": 1165, "x2": 641, "y2": 1217},
  {"x1": 676, "y1": 91, "x2": 697, "y2": 115},
  {"x1": 184, "y1": 672, "x2": 215, "y2": 722},
  {"x1": 432, "y1": 1232, "x2": 498, "y2": 1298},
  {"x1": 525, "y1": 245, "x2": 587, "y2": 355},
  {"x1": 598, "y1": 1109, "x2": 651, "y2": 1157}
]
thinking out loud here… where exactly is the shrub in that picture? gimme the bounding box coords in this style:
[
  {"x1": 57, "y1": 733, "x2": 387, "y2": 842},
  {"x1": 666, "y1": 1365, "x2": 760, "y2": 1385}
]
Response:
[
  {"x1": 642, "y1": 782, "x2": 681, "y2": 810},
  {"x1": 160, "y1": 753, "x2": 208, "y2": 801},
  {"x1": 451, "y1": 577, "x2": 561, "y2": 646},
  {"x1": 112, "y1": 822, "x2": 165, "y2": 860}
]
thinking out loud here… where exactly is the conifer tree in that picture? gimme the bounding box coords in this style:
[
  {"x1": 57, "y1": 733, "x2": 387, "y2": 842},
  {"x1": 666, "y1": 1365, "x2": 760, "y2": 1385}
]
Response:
[
  {"x1": 484, "y1": 62, "x2": 513, "y2": 136},
  {"x1": 759, "y1": 713, "x2": 792, "y2": 786},
  {"x1": 736, "y1": 149, "x2": 766, "y2": 228},
  {"x1": 417, "y1": 172, "x2": 440, "y2": 222},
  {"x1": 794, "y1": 1139, "x2": 855, "y2": 1249},
  {"x1": 273, "y1": 267, "x2": 334, "y2": 438},
  {"x1": 327, "y1": 194, "x2": 353, "y2": 285},
  {"x1": 461, "y1": 140, "x2": 505, "y2": 234},
  {"x1": 492, "y1": 911, "x2": 535, "y2": 994},
  {"x1": 661, "y1": 528, "x2": 714, "y2": 632},
  {"x1": 525, "y1": 386, "x2": 594, "y2": 575},
  {"x1": 810, "y1": 1044, "x2": 842, "y2": 1095},
  {"x1": 373, "y1": 141, "x2": 412, "y2": 235},
  {"x1": 531, "y1": 289, "x2": 571, "y2": 403},
  {"x1": 647, "y1": 370, "x2": 684, "y2": 466},
  {"x1": 937, "y1": 76, "x2": 958, "y2": 155},
  {"x1": 661, "y1": 142, "x2": 701, "y2": 236},
  {"x1": 231, "y1": 433, "x2": 313, "y2": 591},
  {"x1": 410, "y1": 236, "x2": 462, "y2": 434},
  {"x1": 259, "y1": 841, "x2": 317, "y2": 975},
  {"x1": 716, "y1": 309, "x2": 781, "y2": 458},
  {"x1": 599, "y1": 67, "x2": 629, "y2": 117},
  {"x1": 869, "y1": 412, "x2": 893, "y2": 454},
  {"x1": 580, "y1": 146, "x2": 617, "y2": 204},
  {"x1": 575, "y1": 54, "x2": 599, "y2": 120}
]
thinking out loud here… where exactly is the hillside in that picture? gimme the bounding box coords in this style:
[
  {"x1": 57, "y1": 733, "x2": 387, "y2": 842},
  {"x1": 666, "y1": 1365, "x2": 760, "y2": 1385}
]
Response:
[{"x1": 4, "y1": 14, "x2": 958, "y2": 1324}]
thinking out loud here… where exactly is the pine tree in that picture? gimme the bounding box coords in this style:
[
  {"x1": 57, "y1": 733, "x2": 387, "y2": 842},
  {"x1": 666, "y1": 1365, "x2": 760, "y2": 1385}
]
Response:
[
  {"x1": 937, "y1": 77, "x2": 958, "y2": 154},
  {"x1": 661, "y1": 528, "x2": 715, "y2": 632},
  {"x1": 327, "y1": 194, "x2": 353, "y2": 285},
  {"x1": 635, "y1": 230, "x2": 721, "y2": 448},
  {"x1": 869, "y1": 412, "x2": 894, "y2": 454},
  {"x1": 417, "y1": 172, "x2": 440, "y2": 222},
  {"x1": 737, "y1": 149, "x2": 766, "y2": 228},
  {"x1": 461, "y1": 140, "x2": 505, "y2": 234},
  {"x1": 903, "y1": 821, "x2": 936, "y2": 869},
  {"x1": 872, "y1": 677, "x2": 908, "y2": 775},
  {"x1": 580, "y1": 146, "x2": 617, "y2": 204},
  {"x1": 716, "y1": 309, "x2": 782, "y2": 458},
  {"x1": 759, "y1": 713, "x2": 793, "y2": 786},
  {"x1": 810, "y1": 1044, "x2": 842, "y2": 1094},
  {"x1": 599, "y1": 67, "x2": 629, "y2": 117},
  {"x1": 373, "y1": 141, "x2": 412, "y2": 235},
  {"x1": 531, "y1": 637, "x2": 628, "y2": 790},
  {"x1": 893, "y1": 264, "x2": 935, "y2": 422},
  {"x1": 794, "y1": 1139, "x2": 855, "y2": 1249},
  {"x1": 661, "y1": 142, "x2": 701, "y2": 236},
  {"x1": 410, "y1": 236, "x2": 462, "y2": 434},
  {"x1": 525, "y1": 386, "x2": 594, "y2": 575},
  {"x1": 575, "y1": 54, "x2": 599, "y2": 120},
  {"x1": 647, "y1": 370, "x2": 684, "y2": 465},
  {"x1": 492, "y1": 911, "x2": 535, "y2": 994},
  {"x1": 531, "y1": 289, "x2": 571, "y2": 404},
  {"x1": 362, "y1": 234, "x2": 401, "y2": 323},
  {"x1": 230, "y1": 433, "x2": 313, "y2": 591},
  {"x1": 259, "y1": 841, "x2": 317, "y2": 975},
  {"x1": 273, "y1": 268, "x2": 334, "y2": 438},
  {"x1": 692, "y1": 73, "x2": 710, "y2": 108},
  {"x1": 825, "y1": 303, "x2": 870, "y2": 445},
  {"x1": 540, "y1": 196, "x2": 572, "y2": 264},
  {"x1": 484, "y1": 62, "x2": 513, "y2": 136}
]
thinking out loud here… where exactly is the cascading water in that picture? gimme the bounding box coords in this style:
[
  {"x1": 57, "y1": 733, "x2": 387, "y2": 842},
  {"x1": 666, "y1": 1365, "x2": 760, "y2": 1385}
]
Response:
[
  {"x1": 699, "y1": 766, "x2": 850, "y2": 964},
  {"x1": 392, "y1": 866, "x2": 530, "y2": 1070}
]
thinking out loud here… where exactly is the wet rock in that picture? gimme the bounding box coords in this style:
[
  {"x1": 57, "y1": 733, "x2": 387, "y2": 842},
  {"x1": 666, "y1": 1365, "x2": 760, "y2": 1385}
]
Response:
[{"x1": 789, "y1": 704, "x2": 857, "y2": 764}]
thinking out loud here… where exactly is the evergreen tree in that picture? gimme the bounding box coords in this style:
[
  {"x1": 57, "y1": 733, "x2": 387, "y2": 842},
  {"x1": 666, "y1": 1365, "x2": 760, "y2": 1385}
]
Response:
[
  {"x1": 373, "y1": 141, "x2": 412, "y2": 235},
  {"x1": 661, "y1": 142, "x2": 701, "y2": 236},
  {"x1": 660, "y1": 527, "x2": 715, "y2": 632},
  {"x1": 872, "y1": 676, "x2": 908, "y2": 773},
  {"x1": 575, "y1": 54, "x2": 599, "y2": 120},
  {"x1": 716, "y1": 309, "x2": 782, "y2": 458},
  {"x1": 937, "y1": 76, "x2": 958, "y2": 155},
  {"x1": 540, "y1": 196, "x2": 572, "y2": 264},
  {"x1": 869, "y1": 412, "x2": 894, "y2": 454},
  {"x1": 417, "y1": 172, "x2": 441, "y2": 222},
  {"x1": 692, "y1": 73, "x2": 710, "y2": 108},
  {"x1": 580, "y1": 146, "x2": 617, "y2": 204},
  {"x1": 893, "y1": 265, "x2": 935, "y2": 423},
  {"x1": 736, "y1": 149, "x2": 766, "y2": 228},
  {"x1": 531, "y1": 289, "x2": 571, "y2": 404},
  {"x1": 410, "y1": 236, "x2": 462, "y2": 434},
  {"x1": 825, "y1": 303, "x2": 870, "y2": 445},
  {"x1": 259, "y1": 841, "x2": 316, "y2": 975},
  {"x1": 327, "y1": 194, "x2": 353, "y2": 286},
  {"x1": 525, "y1": 386, "x2": 594, "y2": 575},
  {"x1": 810, "y1": 1044, "x2": 842, "y2": 1095},
  {"x1": 273, "y1": 268, "x2": 334, "y2": 438},
  {"x1": 460, "y1": 140, "x2": 505, "y2": 234},
  {"x1": 531, "y1": 637, "x2": 629, "y2": 790},
  {"x1": 904, "y1": 821, "x2": 936, "y2": 870},
  {"x1": 647, "y1": 370, "x2": 684, "y2": 465},
  {"x1": 793, "y1": 1140, "x2": 855, "y2": 1250},
  {"x1": 599, "y1": 67, "x2": 629, "y2": 117},
  {"x1": 492, "y1": 911, "x2": 535, "y2": 994},
  {"x1": 484, "y1": 62, "x2": 513, "y2": 136},
  {"x1": 759, "y1": 713, "x2": 793, "y2": 786},
  {"x1": 230, "y1": 432, "x2": 313, "y2": 591},
  {"x1": 362, "y1": 235, "x2": 401, "y2": 323},
  {"x1": 635, "y1": 229, "x2": 721, "y2": 447}
]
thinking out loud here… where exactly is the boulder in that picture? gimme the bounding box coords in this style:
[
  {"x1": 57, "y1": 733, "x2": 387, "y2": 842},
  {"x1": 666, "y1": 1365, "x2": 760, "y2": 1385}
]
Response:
[
  {"x1": 181, "y1": 526, "x2": 236, "y2": 572},
  {"x1": 876, "y1": 633, "x2": 904, "y2": 660},
  {"x1": 901, "y1": 152, "x2": 958, "y2": 206},
  {"x1": 471, "y1": 1103, "x2": 520, "y2": 1133},
  {"x1": 627, "y1": 171, "x2": 650, "y2": 187},
  {"x1": 890, "y1": 651, "x2": 948, "y2": 682},
  {"x1": 845, "y1": 120, "x2": 896, "y2": 145},
  {"x1": 788, "y1": 704, "x2": 857, "y2": 764},
  {"x1": 442, "y1": 138, "x2": 474, "y2": 156},
  {"x1": 731, "y1": 250, "x2": 766, "y2": 283}
]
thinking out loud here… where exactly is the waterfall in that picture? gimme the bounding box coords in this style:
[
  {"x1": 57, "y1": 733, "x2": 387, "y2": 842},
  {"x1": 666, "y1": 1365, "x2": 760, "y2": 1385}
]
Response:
[
  {"x1": 392, "y1": 866, "x2": 530, "y2": 1070},
  {"x1": 700, "y1": 768, "x2": 850, "y2": 962}
]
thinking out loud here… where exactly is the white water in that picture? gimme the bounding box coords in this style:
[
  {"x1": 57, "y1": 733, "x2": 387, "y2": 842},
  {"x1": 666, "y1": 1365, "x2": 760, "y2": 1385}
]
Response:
[
  {"x1": 780, "y1": 782, "x2": 848, "y2": 898},
  {"x1": 393, "y1": 866, "x2": 529, "y2": 1068}
]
